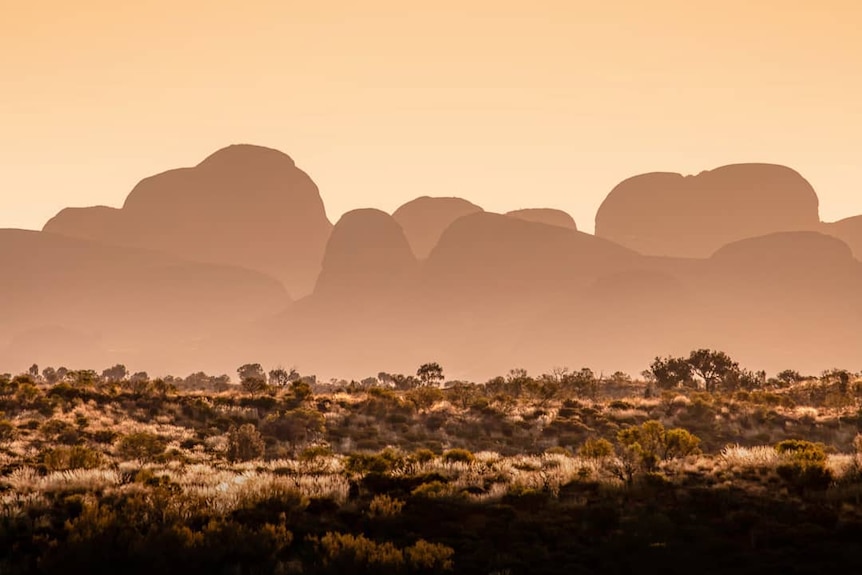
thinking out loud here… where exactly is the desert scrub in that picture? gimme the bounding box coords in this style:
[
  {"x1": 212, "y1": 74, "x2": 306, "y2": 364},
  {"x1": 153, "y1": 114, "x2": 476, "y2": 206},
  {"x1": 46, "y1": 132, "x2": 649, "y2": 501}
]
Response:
[
  {"x1": 775, "y1": 439, "x2": 833, "y2": 492},
  {"x1": 117, "y1": 432, "x2": 167, "y2": 462},
  {"x1": 309, "y1": 531, "x2": 453, "y2": 574},
  {"x1": 41, "y1": 445, "x2": 103, "y2": 471},
  {"x1": 368, "y1": 494, "x2": 405, "y2": 518},
  {"x1": 442, "y1": 448, "x2": 475, "y2": 464},
  {"x1": 579, "y1": 438, "x2": 614, "y2": 460},
  {"x1": 227, "y1": 423, "x2": 265, "y2": 462}
]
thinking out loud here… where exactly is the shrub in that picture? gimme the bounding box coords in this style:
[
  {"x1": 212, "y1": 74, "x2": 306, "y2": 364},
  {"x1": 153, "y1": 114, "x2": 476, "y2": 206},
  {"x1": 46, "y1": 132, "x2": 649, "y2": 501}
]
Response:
[
  {"x1": 617, "y1": 420, "x2": 701, "y2": 472},
  {"x1": 346, "y1": 448, "x2": 404, "y2": 475},
  {"x1": 0, "y1": 419, "x2": 16, "y2": 443},
  {"x1": 368, "y1": 494, "x2": 405, "y2": 518},
  {"x1": 227, "y1": 423, "x2": 265, "y2": 462},
  {"x1": 442, "y1": 448, "x2": 474, "y2": 464},
  {"x1": 775, "y1": 439, "x2": 832, "y2": 492},
  {"x1": 311, "y1": 532, "x2": 405, "y2": 572},
  {"x1": 410, "y1": 448, "x2": 436, "y2": 465},
  {"x1": 117, "y1": 432, "x2": 167, "y2": 462},
  {"x1": 579, "y1": 438, "x2": 614, "y2": 460},
  {"x1": 92, "y1": 430, "x2": 118, "y2": 444},
  {"x1": 405, "y1": 539, "x2": 454, "y2": 572},
  {"x1": 406, "y1": 386, "x2": 444, "y2": 411},
  {"x1": 299, "y1": 445, "x2": 333, "y2": 461},
  {"x1": 41, "y1": 419, "x2": 80, "y2": 445},
  {"x1": 42, "y1": 445, "x2": 103, "y2": 471}
]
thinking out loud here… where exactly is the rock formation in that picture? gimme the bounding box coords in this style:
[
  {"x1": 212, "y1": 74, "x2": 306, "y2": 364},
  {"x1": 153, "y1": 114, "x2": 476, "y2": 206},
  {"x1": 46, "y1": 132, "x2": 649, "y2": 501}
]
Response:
[
  {"x1": 392, "y1": 196, "x2": 483, "y2": 259},
  {"x1": 0, "y1": 229, "x2": 290, "y2": 374},
  {"x1": 314, "y1": 208, "x2": 417, "y2": 300},
  {"x1": 43, "y1": 144, "x2": 332, "y2": 297},
  {"x1": 823, "y1": 215, "x2": 862, "y2": 261},
  {"x1": 595, "y1": 164, "x2": 821, "y2": 257},
  {"x1": 506, "y1": 208, "x2": 577, "y2": 230}
]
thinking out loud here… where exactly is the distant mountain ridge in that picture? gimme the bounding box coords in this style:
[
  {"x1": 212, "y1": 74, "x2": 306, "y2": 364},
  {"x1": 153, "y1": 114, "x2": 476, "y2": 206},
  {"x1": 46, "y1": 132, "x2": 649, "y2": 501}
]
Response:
[{"x1": 0, "y1": 147, "x2": 856, "y2": 379}]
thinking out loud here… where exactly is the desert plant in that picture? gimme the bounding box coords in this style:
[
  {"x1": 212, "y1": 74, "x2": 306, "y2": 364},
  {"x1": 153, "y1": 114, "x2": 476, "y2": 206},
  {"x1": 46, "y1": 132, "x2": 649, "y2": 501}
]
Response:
[
  {"x1": 617, "y1": 420, "x2": 700, "y2": 473},
  {"x1": 41, "y1": 445, "x2": 103, "y2": 471},
  {"x1": 0, "y1": 419, "x2": 16, "y2": 444},
  {"x1": 238, "y1": 363, "x2": 269, "y2": 397},
  {"x1": 227, "y1": 423, "x2": 265, "y2": 462},
  {"x1": 579, "y1": 438, "x2": 614, "y2": 460},
  {"x1": 416, "y1": 363, "x2": 444, "y2": 387},
  {"x1": 368, "y1": 494, "x2": 405, "y2": 518},
  {"x1": 775, "y1": 439, "x2": 833, "y2": 492},
  {"x1": 442, "y1": 448, "x2": 475, "y2": 464},
  {"x1": 117, "y1": 432, "x2": 167, "y2": 462}
]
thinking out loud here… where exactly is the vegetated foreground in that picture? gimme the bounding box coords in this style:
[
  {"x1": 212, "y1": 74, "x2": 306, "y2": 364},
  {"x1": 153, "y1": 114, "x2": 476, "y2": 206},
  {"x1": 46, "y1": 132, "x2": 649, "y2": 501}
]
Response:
[{"x1": 2, "y1": 351, "x2": 862, "y2": 574}]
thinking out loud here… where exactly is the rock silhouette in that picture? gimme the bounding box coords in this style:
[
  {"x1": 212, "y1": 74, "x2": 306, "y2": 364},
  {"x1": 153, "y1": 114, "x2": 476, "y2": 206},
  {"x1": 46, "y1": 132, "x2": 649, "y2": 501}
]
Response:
[
  {"x1": 823, "y1": 215, "x2": 862, "y2": 261},
  {"x1": 405, "y1": 213, "x2": 645, "y2": 377},
  {"x1": 314, "y1": 209, "x2": 417, "y2": 300},
  {"x1": 505, "y1": 208, "x2": 577, "y2": 230},
  {"x1": 43, "y1": 144, "x2": 332, "y2": 298},
  {"x1": 421, "y1": 212, "x2": 638, "y2": 305},
  {"x1": 0, "y1": 229, "x2": 290, "y2": 374},
  {"x1": 595, "y1": 164, "x2": 821, "y2": 258},
  {"x1": 692, "y1": 231, "x2": 862, "y2": 373},
  {"x1": 392, "y1": 196, "x2": 483, "y2": 259},
  {"x1": 6, "y1": 146, "x2": 862, "y2": 380},
  {"x1": 226, "y1": 210, "x2": 421, "y2": 381}
]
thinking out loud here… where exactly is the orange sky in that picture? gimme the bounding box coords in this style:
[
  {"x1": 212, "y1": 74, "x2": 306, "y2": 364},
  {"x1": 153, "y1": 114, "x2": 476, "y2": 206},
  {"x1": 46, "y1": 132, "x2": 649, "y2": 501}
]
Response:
[{"x1": 1, "y1": 0, "x2": 860, "y2": 232}]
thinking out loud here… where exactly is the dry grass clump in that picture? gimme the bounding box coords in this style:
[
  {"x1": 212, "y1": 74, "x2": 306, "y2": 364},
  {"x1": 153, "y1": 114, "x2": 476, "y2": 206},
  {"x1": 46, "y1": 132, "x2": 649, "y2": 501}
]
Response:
[
  {"x1": 719, "y1": 444, "x2": 785, "y2": 469},
  {"x1": 4, "y1": 467, "x2": 122, "y2": 493}
]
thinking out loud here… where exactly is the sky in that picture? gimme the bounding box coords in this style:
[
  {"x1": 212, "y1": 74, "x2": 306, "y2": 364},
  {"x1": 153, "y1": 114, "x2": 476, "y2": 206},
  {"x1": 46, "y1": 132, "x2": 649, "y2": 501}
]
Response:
[{"x1": 1, "y1": 0, "x2": 860, "y2": 232}]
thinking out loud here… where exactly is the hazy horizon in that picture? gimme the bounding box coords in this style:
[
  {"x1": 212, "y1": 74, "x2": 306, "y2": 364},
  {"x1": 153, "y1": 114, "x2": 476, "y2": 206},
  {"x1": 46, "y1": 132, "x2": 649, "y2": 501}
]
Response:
[{"x1": 2, "y1": 1, "x2": 862, "y2": 232}]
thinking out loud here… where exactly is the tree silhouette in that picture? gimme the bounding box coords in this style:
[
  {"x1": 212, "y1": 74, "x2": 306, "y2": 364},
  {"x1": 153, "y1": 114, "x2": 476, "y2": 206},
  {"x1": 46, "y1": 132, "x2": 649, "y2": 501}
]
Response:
[
  {"x1": 686, "y1": 349, "x2": 738, "y2": 393},
  {"x1": 237, "y1": 363, "x2": 268, "y2": 397},
  {"x1": 102, "y1": 364, "x2": 129, "y2": 383},
  {"x1": 416, "y1": 362, "x2": 444, "y2": 387}
]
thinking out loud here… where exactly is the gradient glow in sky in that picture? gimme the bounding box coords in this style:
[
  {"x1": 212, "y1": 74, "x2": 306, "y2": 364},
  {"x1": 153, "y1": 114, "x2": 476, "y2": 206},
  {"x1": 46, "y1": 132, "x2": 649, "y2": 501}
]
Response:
[{"x1": 2, "y1": 0, "x2": 860, "y2": 232}]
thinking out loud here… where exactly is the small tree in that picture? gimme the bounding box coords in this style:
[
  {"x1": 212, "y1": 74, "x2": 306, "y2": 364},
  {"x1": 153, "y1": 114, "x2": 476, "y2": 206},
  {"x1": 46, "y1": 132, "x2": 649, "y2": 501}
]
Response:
[
  {"x1": 377, "y1": 372, "x2": 394, "y2": 387},
  {"x1": 151, "y1": 378, "x2": 176, "y2": 398},
  {"x1": 775, "y1": 369, "x2": 804, "y2": 387},
  {"x1": 238, "y1": 363, "x2": 268, "y2": 397},
  {"x1": 269, "y1": 366, "x2": 299, "y2": 387},
  {"x1": 41, "y1": 367, "x2": 59, "y2": 385},
  {"x1": 101, "y1": 364, "x2": 129, "y2": 383},
  {"x1": 69, "y1": 370, "x2": 100, "y2": 388},
  {"x1": 391, "y1": 373, "x2": 419, "y2": 391},
  {"x1": 822, "y1": 368, "x2": 853, "y2": 395},
  {"x1": 416, "y1": 362, "x2": 444, "y2": 387},
  {"x1": 649, "y1": 356, "x2": 694, "y2": 389},
  {"x1": 686, "y1": 349, "x2": 738, "y2": 393},
  {"x1": 227, "y1": 423, "x2": 265, "y2": 462},
  {"x1": 290, "y1": 379, "x2": 313, "y2": 402}
]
